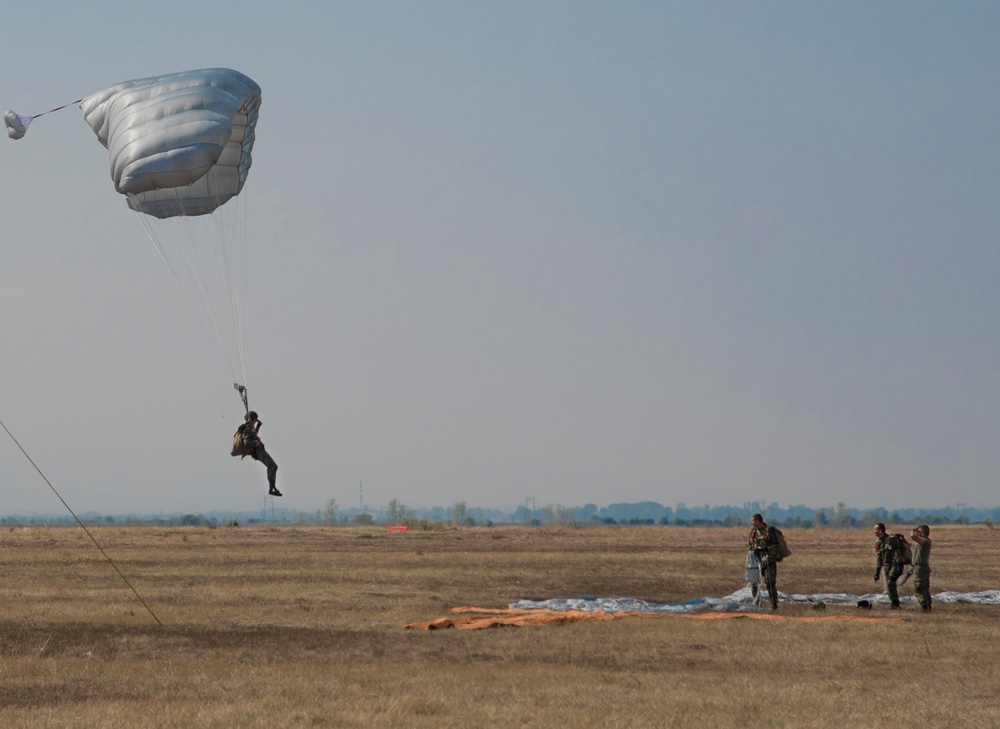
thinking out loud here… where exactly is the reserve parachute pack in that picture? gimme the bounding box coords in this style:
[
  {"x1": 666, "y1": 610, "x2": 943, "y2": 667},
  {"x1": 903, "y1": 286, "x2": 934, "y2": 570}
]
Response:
[
  {"x1": 745, "y1": 550, "x2": 761, "y2": 584},
  {"x1": 772, "y1": 527, "x2": 792, "y2": 562}
]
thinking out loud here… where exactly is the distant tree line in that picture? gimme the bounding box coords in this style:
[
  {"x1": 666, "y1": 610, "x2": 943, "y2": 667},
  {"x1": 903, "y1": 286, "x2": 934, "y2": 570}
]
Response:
[{"x1": 3, "y1": 499, "x2": 996, "y2": 528}]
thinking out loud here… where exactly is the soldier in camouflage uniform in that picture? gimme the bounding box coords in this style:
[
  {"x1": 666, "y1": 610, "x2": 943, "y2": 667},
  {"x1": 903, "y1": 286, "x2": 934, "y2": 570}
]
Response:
[
  {"x1": 747, "y1": 513, "x2": 780, "y2": 610},
  {"x1": 910, "y1": 524, "x2": 932, "y2": 612},
  {"x1": 873, "y1": 522, "x2": 903, "y2": 609},
  {"x1": 231, "y1": 410, "x2": 281, "y2": 497}
]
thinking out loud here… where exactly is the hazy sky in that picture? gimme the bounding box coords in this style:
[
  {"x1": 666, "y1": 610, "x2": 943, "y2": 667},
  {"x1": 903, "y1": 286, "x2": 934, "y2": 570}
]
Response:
[{"x1": 3, "y1": 2, "x2": 1000, "y2": 516}]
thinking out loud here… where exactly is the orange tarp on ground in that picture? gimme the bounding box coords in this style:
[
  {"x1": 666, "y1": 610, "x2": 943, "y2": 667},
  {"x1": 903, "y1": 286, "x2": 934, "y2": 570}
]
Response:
[{"x1": 404, "y1": 607, "x2": 908, "y2": 630}]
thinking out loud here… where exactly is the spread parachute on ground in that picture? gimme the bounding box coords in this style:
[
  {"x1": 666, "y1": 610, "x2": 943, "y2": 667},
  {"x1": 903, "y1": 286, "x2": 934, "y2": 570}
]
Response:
[{"x1": 7, "y1": 68, "x2": 261, "y2": 409}]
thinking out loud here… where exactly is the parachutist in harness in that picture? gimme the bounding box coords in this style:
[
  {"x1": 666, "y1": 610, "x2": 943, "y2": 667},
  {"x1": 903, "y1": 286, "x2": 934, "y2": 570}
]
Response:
[
  {"x1": 747, "y1": 513, "x2": 780, "y2": 610},
  {"x1": 231, "y1": 408, "x2": 281, "y2": 497}
]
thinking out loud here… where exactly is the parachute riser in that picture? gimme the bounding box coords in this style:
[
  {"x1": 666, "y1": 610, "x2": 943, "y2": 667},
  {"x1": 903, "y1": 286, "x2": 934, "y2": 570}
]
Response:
[{"x1": 235, "y1": 383, "x2": 249, "y2": 415}]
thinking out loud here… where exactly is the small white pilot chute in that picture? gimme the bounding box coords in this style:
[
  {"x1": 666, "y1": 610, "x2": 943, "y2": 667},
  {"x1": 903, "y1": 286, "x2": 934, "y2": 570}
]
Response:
[{"x1": 4, "y1": 110, "x2": 32, "y2": 139}]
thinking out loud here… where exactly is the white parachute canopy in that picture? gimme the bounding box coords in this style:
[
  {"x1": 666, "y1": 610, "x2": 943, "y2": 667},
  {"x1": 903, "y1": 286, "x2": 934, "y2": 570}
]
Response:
[
  {"x1": 80, "y1": 68, "x2": 260, "y2": 219},
  {"x1": 6, "y1": 68, "x2": 262, "y2": 392},
  {"x1": 81, "y1": 68, "x2": 262, "y2": 389}
]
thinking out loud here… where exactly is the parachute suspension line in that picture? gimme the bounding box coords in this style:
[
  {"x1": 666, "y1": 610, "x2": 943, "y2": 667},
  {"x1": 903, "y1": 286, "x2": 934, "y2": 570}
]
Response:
[
  {"x1": 0, "y1": 415, "x2": 163, "y2": 626},
  {"x1": 177, "y1": 204, "x2": 245, "y2": 385},
  {"x1": 210, "y1": 184, "x2": 249, "y2": 388},
  {"x1": 134, "y1": 209, "x2": 185, "y2": 288},
  {"x1": 130, "y1": 188, "x2": 250, "y2": 389},
  {"x1": 133, "y1": 207, "x2": 241, "y2": 383}
]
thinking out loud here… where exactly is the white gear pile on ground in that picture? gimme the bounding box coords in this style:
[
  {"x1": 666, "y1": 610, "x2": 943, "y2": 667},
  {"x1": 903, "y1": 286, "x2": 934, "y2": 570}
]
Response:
[{"x1": 509, "y1": 589, "x2": 1000, "y2": 614}]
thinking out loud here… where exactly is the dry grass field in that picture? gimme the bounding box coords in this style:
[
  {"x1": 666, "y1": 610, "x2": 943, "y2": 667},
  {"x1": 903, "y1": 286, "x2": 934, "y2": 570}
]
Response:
[{"x1": 1, "y1": 523, "x2": 998, "y2": 728}]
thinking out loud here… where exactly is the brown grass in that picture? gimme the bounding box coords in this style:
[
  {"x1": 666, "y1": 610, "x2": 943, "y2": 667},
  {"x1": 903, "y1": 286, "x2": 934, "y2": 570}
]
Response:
[{"x1": 0, "y1": 524, "x2": 997, "y2": 728}]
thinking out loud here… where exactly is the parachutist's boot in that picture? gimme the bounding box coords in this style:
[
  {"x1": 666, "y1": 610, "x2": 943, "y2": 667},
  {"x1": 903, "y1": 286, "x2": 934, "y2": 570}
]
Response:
[{"x1": 268, "y1": 485, "x2": 283, "y2": 497}]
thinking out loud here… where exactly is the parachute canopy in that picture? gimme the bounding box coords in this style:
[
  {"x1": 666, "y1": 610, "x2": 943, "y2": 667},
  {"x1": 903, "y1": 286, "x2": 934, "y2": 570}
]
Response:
[
  {"x1": 79, "y1": 68, "x2": 261, "y2": 219},
  {"x1": 5, "y1": 68, "x2": 262, "y2": 389}
]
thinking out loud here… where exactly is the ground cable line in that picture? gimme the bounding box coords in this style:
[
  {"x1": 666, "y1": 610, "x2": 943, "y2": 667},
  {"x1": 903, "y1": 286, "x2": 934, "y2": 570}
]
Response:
[{"x1": 0, "y1": 416, "x2": 163, "y2": 626}]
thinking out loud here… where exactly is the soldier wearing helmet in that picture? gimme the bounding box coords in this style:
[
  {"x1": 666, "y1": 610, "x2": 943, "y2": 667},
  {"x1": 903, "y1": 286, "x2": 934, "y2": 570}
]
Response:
[{"x1": 231, "y1": 410, "x2": 281, "y2": 496}]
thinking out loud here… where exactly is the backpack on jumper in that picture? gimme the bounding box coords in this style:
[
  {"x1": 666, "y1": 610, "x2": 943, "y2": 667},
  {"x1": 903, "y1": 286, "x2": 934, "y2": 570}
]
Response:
[
  {"x1": 894, "y1": 534, "x2": 912, "y2": 565},
  {"x1": 231, "y1": 423, "x2": 257, "y2": 458},
  {"x1": 772, "y1": 527, "x2": 792, "y2": 562}
]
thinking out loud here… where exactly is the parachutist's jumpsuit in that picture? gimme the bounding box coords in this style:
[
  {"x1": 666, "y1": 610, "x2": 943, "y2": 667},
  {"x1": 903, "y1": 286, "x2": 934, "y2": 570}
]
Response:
[{"x1": 231, "y1": 416, "x2": 279, "y2": 494}]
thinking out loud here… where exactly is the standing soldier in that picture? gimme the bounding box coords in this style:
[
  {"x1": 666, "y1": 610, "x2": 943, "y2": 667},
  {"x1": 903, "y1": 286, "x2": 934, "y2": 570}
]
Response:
[
  {"x1": 873, "y1": 523, "x2": 903, "y2": 609},
  {"x1": 910, "y1": 524, "x2": 932, "y2": 612},
  {"x1": 747, "y1": 513, "x2": 780, "y2": 610}
]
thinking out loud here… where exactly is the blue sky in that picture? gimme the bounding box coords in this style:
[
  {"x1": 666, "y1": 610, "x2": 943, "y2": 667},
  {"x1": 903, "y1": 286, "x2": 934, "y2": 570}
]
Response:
[{"x1": 3, "y1": 2, "x2": 1000, "y2": 515}]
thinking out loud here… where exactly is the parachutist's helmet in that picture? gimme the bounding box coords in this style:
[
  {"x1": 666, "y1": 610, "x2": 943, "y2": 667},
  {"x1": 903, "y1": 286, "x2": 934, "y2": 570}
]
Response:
[{"x1": 245, "y1": 411, "x2": 258, "y2": 422}]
